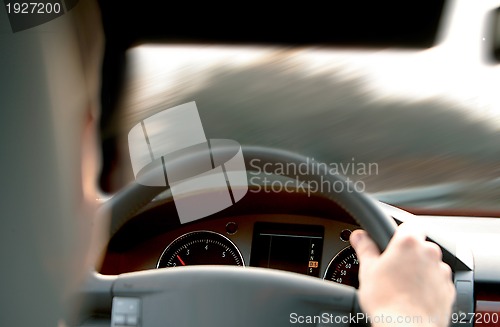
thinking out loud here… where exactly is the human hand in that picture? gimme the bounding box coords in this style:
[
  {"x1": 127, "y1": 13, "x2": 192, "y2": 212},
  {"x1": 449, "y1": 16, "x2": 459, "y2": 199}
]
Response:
[{"x1": 350, "y1": 223, "x2": 456, "y2": 327}]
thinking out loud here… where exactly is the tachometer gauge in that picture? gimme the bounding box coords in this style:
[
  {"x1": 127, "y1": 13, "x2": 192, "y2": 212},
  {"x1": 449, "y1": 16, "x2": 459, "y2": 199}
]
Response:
[
  {"x1": 324, "y1": 245, "x2": 359, "y2": 288},
  {"x1": 157, "y1": 231, "x2": 244, "y2": 268}
]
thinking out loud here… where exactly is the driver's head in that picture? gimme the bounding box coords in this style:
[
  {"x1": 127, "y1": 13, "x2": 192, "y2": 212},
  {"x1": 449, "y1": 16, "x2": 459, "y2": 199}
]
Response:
[{"x1": 0, "y1": 1, "x2": 104, "y2": 325}]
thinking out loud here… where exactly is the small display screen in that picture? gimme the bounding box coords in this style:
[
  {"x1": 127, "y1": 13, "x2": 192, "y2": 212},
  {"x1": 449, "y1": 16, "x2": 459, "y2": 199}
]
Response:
[{"x1": 250, "y1": 222, "x2": 324, "y2": 277}]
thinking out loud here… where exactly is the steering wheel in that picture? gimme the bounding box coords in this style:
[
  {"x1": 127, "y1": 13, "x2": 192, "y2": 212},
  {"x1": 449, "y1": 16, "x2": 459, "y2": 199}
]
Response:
[{"x1": 95, "y1": 145, "x2": 398, "y2": 327}]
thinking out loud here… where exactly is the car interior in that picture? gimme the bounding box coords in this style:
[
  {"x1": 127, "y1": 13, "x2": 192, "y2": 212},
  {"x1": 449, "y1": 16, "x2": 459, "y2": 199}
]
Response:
[{"x1": 1, "y1": 1, "x2": 500, "y2": 327}]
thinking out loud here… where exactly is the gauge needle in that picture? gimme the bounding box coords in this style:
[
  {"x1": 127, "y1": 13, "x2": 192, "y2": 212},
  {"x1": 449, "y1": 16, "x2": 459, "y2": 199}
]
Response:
[{"x1": 176, "y1": 255, "x2": 186, "y2": 266}]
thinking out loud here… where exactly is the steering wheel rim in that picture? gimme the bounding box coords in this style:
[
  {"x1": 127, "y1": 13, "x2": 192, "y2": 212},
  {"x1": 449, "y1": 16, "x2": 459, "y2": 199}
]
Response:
[
  {"x1": 98, "y1": 145, "x2": 398, "y2": 327},
  {"x1": 105, "y1": 145, "x2": 397, "y2": 251}
]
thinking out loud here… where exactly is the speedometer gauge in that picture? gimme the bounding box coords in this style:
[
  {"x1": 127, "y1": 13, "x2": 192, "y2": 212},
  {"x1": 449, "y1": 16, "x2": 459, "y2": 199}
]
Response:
[
  {"x1": 324, "y1": 245, "x2": 359, "y2": 288},
  {"x1": 157, "y1": 231, "x2": 244, "y2": 268}
]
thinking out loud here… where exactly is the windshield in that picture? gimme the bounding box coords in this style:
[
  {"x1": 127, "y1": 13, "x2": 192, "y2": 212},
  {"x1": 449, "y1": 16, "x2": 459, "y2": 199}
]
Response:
[{"x1": 102, "y1": 44, "x2": 499, "y2": 213}]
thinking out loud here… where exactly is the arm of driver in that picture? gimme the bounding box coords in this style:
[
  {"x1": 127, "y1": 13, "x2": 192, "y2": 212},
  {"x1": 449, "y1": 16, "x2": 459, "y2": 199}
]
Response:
[{"x1": 350, "y1": 223, "x2": 456, "y2": 327}]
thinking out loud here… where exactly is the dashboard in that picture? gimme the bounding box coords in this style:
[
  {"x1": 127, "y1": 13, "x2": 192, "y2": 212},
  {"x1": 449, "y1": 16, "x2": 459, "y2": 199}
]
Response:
[
  {"x1": 90, "y1": 187, "x2": 500, "y2": 327},
  {"x1": 100, "y1": 192, "x2": 361, "y2": 288}
]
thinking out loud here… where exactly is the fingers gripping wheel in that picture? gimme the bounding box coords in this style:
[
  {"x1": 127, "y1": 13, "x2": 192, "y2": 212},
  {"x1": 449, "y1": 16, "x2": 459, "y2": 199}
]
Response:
[{"x1": 104, "y1": 146, "x2": 398, "y2": 327}]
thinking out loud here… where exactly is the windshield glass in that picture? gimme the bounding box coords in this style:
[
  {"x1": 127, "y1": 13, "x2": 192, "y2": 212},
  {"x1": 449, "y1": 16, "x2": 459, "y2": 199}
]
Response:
[
  {"x1": 103, "y1": 2, "x2": 500, "y2": 212},
  {"x1": 105, "y1": 43, "x2": 499, "y2": 213}
]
